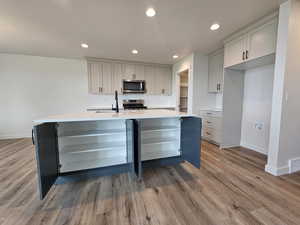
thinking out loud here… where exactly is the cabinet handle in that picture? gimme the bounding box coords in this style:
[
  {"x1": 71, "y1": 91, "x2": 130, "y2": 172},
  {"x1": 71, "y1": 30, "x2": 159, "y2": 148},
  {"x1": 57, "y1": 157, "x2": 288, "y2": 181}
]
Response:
[
  {"x1": 162, "y1": 89, "x2": 165, "y2": 94},
  {"x1": 99, "y1": 87, "x2": 103, "y2": 93},
  {"x1": 246, "y1": 50, "x2": 249, "y2": 59},
  {"x1": 242, "y1": 51, "x2": 245, "y2": 60},
  {"x1": 206, "y1": 132, "x2": 211, "y2": 135},
  {"x1": 31, "y1": 129, "x2": 35, "y2": 145},
  {"x1": 206, "y1": 121, "x2": 212, "y2": 124}
]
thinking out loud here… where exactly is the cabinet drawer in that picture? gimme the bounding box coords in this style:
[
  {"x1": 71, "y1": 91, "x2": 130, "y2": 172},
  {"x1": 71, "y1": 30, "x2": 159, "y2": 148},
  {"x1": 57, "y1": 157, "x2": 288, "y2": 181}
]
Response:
[
  {"x1": 200, "y1": 110, "x2": 223, "y2": 118},
  {"x1": 202, "y1": 117, "x2": 222, "y2": 130},
  {"x1": 202, "y1": 127, "x2": 222, "y2": 144}
]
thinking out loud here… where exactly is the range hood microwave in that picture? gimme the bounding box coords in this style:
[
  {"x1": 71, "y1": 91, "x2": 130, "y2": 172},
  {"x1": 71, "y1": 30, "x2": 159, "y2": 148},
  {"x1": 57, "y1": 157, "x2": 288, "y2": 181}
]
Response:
[{"x1": 122, "y1": 80, "x2": 146, "y2": 94}]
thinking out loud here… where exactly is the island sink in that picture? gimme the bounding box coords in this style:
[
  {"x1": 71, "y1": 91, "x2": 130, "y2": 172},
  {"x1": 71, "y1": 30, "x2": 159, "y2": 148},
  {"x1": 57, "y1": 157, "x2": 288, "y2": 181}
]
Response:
[{"x1": 32, "y1": 110, "x2": 202, "y2": 199}]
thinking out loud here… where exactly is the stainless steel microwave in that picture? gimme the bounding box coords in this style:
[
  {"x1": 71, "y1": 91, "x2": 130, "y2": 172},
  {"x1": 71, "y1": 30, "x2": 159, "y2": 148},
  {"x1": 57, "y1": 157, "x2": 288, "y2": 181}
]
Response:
[{"x1": 122, "y1": 80, "x2": 146, "y2": 94}]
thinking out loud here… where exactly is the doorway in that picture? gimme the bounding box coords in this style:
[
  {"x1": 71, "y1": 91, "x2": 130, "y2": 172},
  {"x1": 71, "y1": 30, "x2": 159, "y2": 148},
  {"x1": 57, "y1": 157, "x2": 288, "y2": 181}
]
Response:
[{"x1": 178, "y1": 70, "x2": 189, "y2": 113}]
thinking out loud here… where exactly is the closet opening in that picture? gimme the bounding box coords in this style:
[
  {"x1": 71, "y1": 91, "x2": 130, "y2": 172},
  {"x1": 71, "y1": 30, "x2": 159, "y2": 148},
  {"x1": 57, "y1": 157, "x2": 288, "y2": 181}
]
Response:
[{"x1": 178, "y1": 69, "x2": 189, "y2": 113}]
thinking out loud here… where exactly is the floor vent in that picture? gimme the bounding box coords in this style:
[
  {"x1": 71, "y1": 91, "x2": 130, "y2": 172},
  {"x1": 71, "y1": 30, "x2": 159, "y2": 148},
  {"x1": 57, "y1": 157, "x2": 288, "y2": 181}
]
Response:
[{"x1": 289, "y1": 158, "x2": 300, "y2": 174}]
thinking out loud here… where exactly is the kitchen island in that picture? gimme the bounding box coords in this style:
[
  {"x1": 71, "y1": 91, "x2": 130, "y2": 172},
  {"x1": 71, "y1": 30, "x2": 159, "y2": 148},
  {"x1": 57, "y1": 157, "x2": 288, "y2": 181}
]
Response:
[{"x1": 33, "y1": 110, "x2": 202, "y2": 199}]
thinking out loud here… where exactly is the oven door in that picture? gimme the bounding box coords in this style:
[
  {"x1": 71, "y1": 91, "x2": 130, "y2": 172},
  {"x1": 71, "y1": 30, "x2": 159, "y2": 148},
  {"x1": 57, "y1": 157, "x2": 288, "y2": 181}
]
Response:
[{"x1": 123, "y1": 80, "x2": 146, "y2": 94}]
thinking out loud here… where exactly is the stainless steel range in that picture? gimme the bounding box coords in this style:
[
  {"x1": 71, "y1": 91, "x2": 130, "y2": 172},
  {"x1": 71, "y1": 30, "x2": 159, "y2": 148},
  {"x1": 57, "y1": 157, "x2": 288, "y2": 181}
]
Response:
[{"x1": 123, "y1": 99, "x2": 147, "y2": 110}]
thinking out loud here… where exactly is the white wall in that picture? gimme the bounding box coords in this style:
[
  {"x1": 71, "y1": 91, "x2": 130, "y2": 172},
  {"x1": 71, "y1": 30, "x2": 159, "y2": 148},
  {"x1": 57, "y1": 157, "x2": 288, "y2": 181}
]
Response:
[
  {"x1": 276, "y1": 0, "x2": 300, "y2": 171},
  {"x1": 0, "y1": 54, "x2": 174, "y2": 139},
  {"x1": 240, "y1": 64, "x2": 274, "y2": 154},
  {"x1": 266, "y1": 0, "x2": 300, "y2": 175},
  {"x1": 172, "y1": 54, "x2": 194, "y2": 113},
  {"x1": 172, "y1": 53, "x2": 216, "y2": 115}
]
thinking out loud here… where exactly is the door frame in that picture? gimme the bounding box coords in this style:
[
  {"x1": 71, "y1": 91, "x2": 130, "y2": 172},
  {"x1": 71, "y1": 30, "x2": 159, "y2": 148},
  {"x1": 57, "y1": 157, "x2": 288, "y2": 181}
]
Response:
[{"x1": 176, "y1": 67, "x2": 192, "y2": 113}]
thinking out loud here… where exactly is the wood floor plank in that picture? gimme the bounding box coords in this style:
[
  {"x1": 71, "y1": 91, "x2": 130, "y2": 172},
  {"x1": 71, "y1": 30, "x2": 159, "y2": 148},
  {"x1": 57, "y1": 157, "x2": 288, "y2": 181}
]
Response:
[{"x1": 1, "y1": 138, "x2": 300, "y2": 225}]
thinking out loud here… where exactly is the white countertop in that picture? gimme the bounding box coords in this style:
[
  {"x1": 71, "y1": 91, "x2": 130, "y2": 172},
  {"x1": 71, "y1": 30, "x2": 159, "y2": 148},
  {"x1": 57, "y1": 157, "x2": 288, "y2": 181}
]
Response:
[
  {"x1": 199, "y1": 108, "x2": 223, "y2": 112},
  {"x1": 87, "y1": 105, "x2": 176, "y2": 110},
  {"x1": 33, "y1": 110, "x2": 196, "y2": 124}
]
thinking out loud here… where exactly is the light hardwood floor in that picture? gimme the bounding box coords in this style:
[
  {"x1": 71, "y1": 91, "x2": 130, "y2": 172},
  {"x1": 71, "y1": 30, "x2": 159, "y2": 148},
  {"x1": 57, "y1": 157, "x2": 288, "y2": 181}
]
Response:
[{"x1": 1, "y1": 138, "x2": 300, "y2": 225}]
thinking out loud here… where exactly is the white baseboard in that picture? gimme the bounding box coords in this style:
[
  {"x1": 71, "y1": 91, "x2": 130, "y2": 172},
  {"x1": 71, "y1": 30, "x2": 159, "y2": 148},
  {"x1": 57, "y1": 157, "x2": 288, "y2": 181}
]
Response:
[
  {"x1": 265, "y1": 164, "x2": 289, "y2": 176},
  {"x1": 240, "y1": 142, "x2": 267, "y2": 155},
  {"x1": 220, "y1": 144, "x2": 240, "y2": 149},
  {"x1": 0, "y1": 133, "x2": 31, "y2": 140}
]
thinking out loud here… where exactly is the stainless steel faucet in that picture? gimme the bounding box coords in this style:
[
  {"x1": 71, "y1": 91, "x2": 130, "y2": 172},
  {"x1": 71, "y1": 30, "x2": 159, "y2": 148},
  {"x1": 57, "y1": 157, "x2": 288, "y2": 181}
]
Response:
[{"x1": 112, "y1": 90, "x2": 119, "y2": 113}]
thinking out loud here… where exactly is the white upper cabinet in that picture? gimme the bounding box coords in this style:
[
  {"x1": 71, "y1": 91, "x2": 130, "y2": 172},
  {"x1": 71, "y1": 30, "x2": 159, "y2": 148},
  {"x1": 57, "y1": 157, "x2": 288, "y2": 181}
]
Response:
[
  {"x1": 144, "y1": 65, "x2": 156, "y2": 94},
  {"x1": 208, "y1": 50, "x2": 224, "y2": 93},
  {"x1": 123, "y1": 64, "x2": 135, "y2": 80},
  {"x1": 112, "y1": 63, "x2": 123, "y2": 93},
  {"x1": 246, "y1": 20, "x2": 278, "y2": 61},
  {"x1": 134, "y1": 65, "x2": 145, "y2": 80},
  {"x1": 161, "y1": 67, "x2": 172, "y2": 95},
  {"x1": 88, "y1": 62, "x2": 102, "y2": 94},
  {"x1": 87, "y1": 59, "x2": 172, "y2": 96},
  {"x1": 87, "y1": 61, "x2": 113, "y2": 95},
  {"x1": 155, "y1": 67, "x2": 172, "y2": 95},
  {"x1": 102, "y1": 62, "x2": 113, "y2": 94},
  {"x1": 123, "y1": 64, "x2": 145, "y2": 80},
  {"x1": 224, "y1": 35, "x2": 247, "y2": 68},
  {"x1": 224, "y1": 17, "x2": 278, "y2": 68}
]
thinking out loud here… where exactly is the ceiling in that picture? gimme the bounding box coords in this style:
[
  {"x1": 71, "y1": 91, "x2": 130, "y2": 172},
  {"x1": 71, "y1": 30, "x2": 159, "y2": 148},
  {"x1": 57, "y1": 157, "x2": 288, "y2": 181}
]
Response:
[{"x1": 0, "y1": 0, "x2": 280, "y2": 64}]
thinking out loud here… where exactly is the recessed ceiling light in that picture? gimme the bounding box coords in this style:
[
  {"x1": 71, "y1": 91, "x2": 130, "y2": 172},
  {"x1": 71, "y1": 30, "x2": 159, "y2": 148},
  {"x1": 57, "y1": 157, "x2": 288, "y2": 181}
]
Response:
[
  {"x1": 132, "y1": 49, "x2": 138, "y2": 54},
  {"x1": 210, "y1": 23, "x2": 220, "y2": 31},
  {"x1": 146, "y1": 8, "x2": 156, "y2": 17},
  {"x1": 173, "y1": 55, "x2": 179, "y2": 59},
  {"x1": 81, "y1": 43, "x2": 89, "y2": 48}
]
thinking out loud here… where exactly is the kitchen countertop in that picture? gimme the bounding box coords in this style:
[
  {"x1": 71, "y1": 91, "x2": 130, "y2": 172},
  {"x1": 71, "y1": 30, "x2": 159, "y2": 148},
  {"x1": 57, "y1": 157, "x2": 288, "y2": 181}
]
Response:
[
  {"x1": 33, "y1": 110, "x2": 196, "y2": 124},
  {"x1": 199, "y1": 108, "x2": 223, "y2": 112},
  {"x1": 87, "y1": 106, "x2": 176, "y2": 110}
]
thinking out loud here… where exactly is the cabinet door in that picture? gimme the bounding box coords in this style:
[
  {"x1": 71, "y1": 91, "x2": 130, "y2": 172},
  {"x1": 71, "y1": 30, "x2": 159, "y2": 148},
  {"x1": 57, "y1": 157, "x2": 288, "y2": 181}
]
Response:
[
  {"x1": 33, "y1": 123, "x2": 59, "y2": 199},
  {"x1": 161, "y1": 67, "x2": 172, "y2": 95},
  {"x1": 155, "y1": 67, "x2": 172, "y2": 95},
  {"x1": 155, "y1": 67, "x2": 164, "y2": 95},
  {"x1": 208, "y1": 51, "x2": 224, "y2": 93},
  {"x1": 144, "y1": 65, "x2": 156, "y2": 95},
  {"x1": 102, "y1": 62, "x2": 113, "y2": 94},
  {"x1": 208, "y1": 54, "x2": 218, "y2": 92},
  {"x1": 134, "y1": 65, "x2": 145, "y2": 80},
  {"x1": 123, "y1": 64, "x2": 135, "y2": 80},
  {"x1": 112, "y1": 63, "x2": 124, "y2": 93},
  {"x1": 246, "y1": 19, "x2": 278, "y2": 61},
  {"x1": 216, "y1": 52, "x2": 224, "y2": 92},
  {"x1": 224, "y1": 36, "x2": 246, "y2": 68},
  {"x1": 88, "y1": 62, "x2": 102, "y2": 94},
  {"x1": 181, "y1": 117, "x2": 201, "y2": 168}
]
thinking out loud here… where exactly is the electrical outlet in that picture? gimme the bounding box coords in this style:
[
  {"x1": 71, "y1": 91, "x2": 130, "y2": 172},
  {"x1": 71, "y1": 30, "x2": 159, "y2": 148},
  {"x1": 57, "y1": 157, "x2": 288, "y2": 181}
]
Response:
[{"x1": 255, "y1": 123, "x2": 263, "y2": 130}]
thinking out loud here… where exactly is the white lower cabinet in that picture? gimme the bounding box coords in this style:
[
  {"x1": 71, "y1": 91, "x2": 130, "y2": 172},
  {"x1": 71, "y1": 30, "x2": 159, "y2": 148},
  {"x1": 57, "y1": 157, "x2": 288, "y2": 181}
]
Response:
[{"x1": 200, "y1": 110, "x2": 223, "y2": 145}]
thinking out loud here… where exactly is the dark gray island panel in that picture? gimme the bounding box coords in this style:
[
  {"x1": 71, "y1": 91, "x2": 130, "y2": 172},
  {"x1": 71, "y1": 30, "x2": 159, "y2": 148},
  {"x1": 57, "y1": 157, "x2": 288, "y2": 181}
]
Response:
[
  {"x1": 181, "y1": 117, "x2": 201, "y2": 168},
  {"x1": 33, "y1": 123, "x2": 59, "y2": 199},
  {"x1": 126, "y1": 119, "x2": 142, "y2": 178}
]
